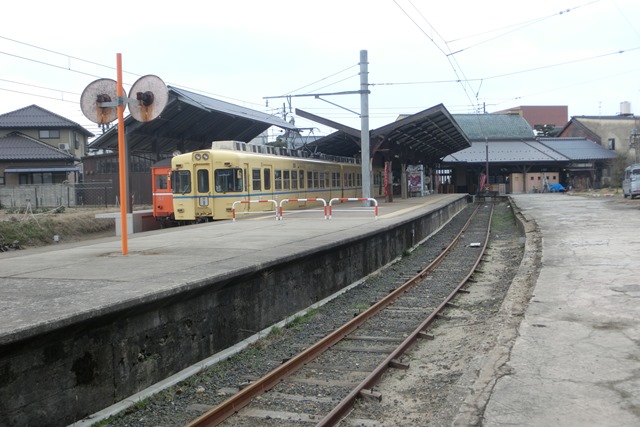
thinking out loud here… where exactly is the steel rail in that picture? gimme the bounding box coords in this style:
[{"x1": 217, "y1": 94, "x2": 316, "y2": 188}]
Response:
[
  {"x1": 318, "y1": 203, "x2": 494, "y2": 426},
  {"x1": 186, "y1": 204, "x2": 483, "y2": 427}
]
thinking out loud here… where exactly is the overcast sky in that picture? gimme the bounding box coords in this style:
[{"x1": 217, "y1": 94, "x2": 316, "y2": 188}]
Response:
[{"x1": 1, "y1": 0, "x2": 639, "y2": 140}]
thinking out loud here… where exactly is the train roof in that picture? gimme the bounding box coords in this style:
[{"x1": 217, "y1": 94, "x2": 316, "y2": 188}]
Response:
[
  {"x1": 171, "y1": 141, "x2": 361, "y2": 166},
  {"x1": 207, "y1": 140, "x2": 359, "y2": 164}
]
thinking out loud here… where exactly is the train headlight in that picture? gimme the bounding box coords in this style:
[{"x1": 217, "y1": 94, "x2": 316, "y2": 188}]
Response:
[
  {"x1": 194, "y1": 153, "x2": 201, "y2": 160},
  {"x1": 202, "y1": 153, "x2": 209, "y2": 160}
]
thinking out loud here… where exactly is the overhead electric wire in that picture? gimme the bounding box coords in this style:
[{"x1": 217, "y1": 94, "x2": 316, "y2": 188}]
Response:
[
  {"x1": 446, "y1": 0, "x2": 602, "y2": 55},
  {"x1": 372, "y1": 45, "x2": 640, "y2": 87},
  {"x1": 0, "y1": 35, "x2": 269, "y2": 111},
  {"x1": 0, "y1": 77, "x2": 81, "y2": 97},
  {"x1": 393, "y1": 0, "x2": 480, "y2": 112},
  {"x1": 283, "y1": 64, "x2": 359, "y2": 95}
]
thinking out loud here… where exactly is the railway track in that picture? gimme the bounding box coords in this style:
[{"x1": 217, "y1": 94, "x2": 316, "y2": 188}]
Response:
[{"x1": 186, "y1": 202, "x2": 494, "y2": 427}]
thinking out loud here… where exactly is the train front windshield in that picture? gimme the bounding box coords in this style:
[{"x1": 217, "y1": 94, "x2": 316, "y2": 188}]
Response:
[{"x1": 172, "y1": 170, "x2": 191, "y2": 194}]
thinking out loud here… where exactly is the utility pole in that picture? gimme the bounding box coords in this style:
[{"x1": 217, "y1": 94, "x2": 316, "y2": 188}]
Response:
[
  {"x1": 360, "y1": 50, "x2": 371, "y2": 201},
  {"x1": 485, "y1": 136, "x2": 489, "y2": 194}
]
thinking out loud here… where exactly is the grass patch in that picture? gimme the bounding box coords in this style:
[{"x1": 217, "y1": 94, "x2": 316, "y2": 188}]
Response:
[
  {"x1": 286, "y1": 307, "x2": 321, "y2": 329},
  {"x1": 490, "y1": 203, "x2": 516, "y2": 233},
  {"x1": 0, "y1": 208, "x2": 114, "y2": 247}
]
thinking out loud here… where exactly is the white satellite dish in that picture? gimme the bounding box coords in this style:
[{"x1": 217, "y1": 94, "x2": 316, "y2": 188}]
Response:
[
  {"x1": 80, "y1": 78, "x2": 125, "y2": 124},
  {"x1": 128, "y1": 75, "x2": 169, "y2": 122}
]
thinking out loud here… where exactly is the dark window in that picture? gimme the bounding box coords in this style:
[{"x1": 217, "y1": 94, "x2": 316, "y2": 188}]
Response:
[
  {"x1": 608, "y1": 138, "x2": 615, "y2": 150},
  {"x1": 172, "y1": 170, "x2": 191, "y2": 193},
  {"x1": 197, "y1": 169, "x2": 209, "y2": 193},
  {"x1": 274, "y1": 170, "x2": 282, "y2": 190},
  {"x1": 299, "y1": 170, "x2": 305, "y2": 189},
  {"x1": 155, "y1": 174, "x2": 168, "y2": 190},
  {"x1": 283, "y1": 170, "x2": 290, "y2": 190},
  {"x1": 215, "y1": 168, "x2": 243, "y2": 192},
  {"x1": 291, "y1": 170, "x2": 298, "y2": 190},
  {"x1": 39, "y1": 129, "x2": 60, "y2": 139},
  {"x1": 264, "y1": 169, "x2": 271, "y2": 190},
  {"x1": 252, "y1": 168, "x2": 261, "y2": 191}
]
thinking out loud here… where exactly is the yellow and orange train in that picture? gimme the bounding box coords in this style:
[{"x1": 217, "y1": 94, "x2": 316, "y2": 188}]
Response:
[{"x1": 152, "y1": 140, "x2": 384, "y2": 224}]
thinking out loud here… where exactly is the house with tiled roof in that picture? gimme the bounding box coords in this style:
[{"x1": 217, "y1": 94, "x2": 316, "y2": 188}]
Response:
[
  {"x1": 558, "y1": 113, "x2": 640, "y2": 162},
  {"x1": 0, "y1": 105, "x2": 93, "y2": 189}
]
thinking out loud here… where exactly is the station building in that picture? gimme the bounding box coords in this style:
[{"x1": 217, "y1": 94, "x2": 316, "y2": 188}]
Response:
[{"x1": 440, "y1": 114, "x2": 618, "y2": 194}]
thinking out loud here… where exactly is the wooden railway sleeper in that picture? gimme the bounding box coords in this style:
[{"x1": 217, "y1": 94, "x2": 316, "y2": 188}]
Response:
[
  {"x1": 359, "y1": 389, "x2": 382, "y2": 401},
  {"x1": 390, "y1": 359, "x2": 410, "y2": 370},
  {"x1": 436, "y1": 312, "x2": 451, "y2": 320},
  {"x1": 418, "y1": 331, "x2": 435, "y2": 340}
]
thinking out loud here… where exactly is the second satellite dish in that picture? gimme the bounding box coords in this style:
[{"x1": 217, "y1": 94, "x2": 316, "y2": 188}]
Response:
[{"x1": 129, "y1": 75, "x2": 169, "y2": 122}]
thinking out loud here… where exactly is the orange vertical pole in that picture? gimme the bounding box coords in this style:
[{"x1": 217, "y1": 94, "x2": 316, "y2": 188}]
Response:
[{"x1": 116, "y1": 53, "x2": 128, "y2": 255}]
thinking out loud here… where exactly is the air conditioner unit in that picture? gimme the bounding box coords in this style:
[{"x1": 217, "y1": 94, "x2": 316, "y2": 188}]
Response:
[{"x1": 58, "y1": 143, "x2": 70, "y2": 150}]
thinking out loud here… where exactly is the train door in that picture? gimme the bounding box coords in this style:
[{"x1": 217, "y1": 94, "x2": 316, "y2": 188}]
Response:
[
  {"x1": 194, "y1": 166, "x2": 213, "y2": 218},
  {"x1": 263, "y1": 164, "x2": 274, "y2": 200},
  {"x1": 242, "y1": 163, "x2": 251, "y2": 199}
]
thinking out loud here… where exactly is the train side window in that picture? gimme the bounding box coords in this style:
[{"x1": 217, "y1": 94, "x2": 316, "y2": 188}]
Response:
[
  {"x1": 275, "y1": 170, "x2": 282, "y2": 190},
  {"x1": 314, "y1": 171, "x2": 320, "y2": 189},
  {"x1": 307, "y1": 171, "x2": 313, "y2": 189},
  {"x1": 197, "y1": 169, "x2": 209, "y2": 193},
  {"x1": 252, "y1": 168, "x2": 261, "y2": 191},
  {"x1": 264, "y1": 169, "x2": 271, "y2": 190},
  {"x1": 299, "y1": 169, "x2": 305, "y2": 189},
  {"x1": 291, "y1": 170, "x2": 298, "y2": 190},
  {"x1": 283, "y1": 170, "x2": 290, "y2": 190}
]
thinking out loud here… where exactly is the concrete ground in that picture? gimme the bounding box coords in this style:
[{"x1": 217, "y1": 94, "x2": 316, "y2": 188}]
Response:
[{"x1": 482, "y1": 194, "x2": 640, "y2": 426}]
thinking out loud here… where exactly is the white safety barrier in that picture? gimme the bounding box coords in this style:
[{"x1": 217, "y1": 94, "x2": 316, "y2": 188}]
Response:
[
  {"x1": 278, "y1": 198, "x2": 328, "y2": 220},
  {"x1": 231, "y1": 199, "x2": 278, "y2": 222},
  {"x1": 328, "y1": 197, "x2": 379, "y2": 220}
]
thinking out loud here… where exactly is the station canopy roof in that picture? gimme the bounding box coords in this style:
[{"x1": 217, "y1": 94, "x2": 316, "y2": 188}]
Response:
[
  {"x1": 538, "y1": 137, "x2": 618, "y2": 161},
  {"x1": 88, "y1": 86, "x2": 297, "y2": 154},
  {"x1": 441, "y1": 114, "x2": 618, "y2": 166},
  {"x1": 443, "y1": 140, "x2": 570, "y2": 165},
  {"x1": 299, "y1": 104, "x2": 471, "y2": 163}
]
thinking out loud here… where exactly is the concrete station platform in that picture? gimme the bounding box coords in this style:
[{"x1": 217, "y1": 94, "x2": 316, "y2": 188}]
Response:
[
  {"x1": 0, "y1": 194, "x2": 464, "y2": 345},
  {"x1": 0, "y1": 193, "x2": 469, "y2": 426}
]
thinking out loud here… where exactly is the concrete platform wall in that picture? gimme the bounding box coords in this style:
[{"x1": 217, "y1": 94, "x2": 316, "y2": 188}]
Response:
[{"x1": 1, "y1": 197, "x2": 467, "y2": 426}]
